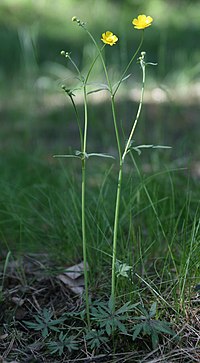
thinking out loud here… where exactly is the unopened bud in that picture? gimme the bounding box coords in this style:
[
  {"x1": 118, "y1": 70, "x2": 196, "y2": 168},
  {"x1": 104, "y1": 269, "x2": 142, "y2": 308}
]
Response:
[
  {"x1": 72, "y1": 16, "x2": 77, "y2": 22},
  {"x1": 60, "y1": 50, "x2": 65, "y2": 56}
]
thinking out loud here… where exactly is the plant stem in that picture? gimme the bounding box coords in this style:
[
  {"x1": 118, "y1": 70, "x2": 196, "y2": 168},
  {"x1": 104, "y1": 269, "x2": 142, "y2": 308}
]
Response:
[
  {"x1": 81, "y1": 46, "x2": 111, "y2": 328},
  {"x1": 67, "y1": 44, "x2": 105, "y2": 328},
  {"x1": 69, "y1": 95, "x2": 83, "y2": 151},
  {"x1": 122, "y1": 51, "x2": 146, "y2": 161},
  {"x1": 111, "y1": 161, "x2": 123, "y2": 306},
  {"x1": 113, "y1": 31, "x2": 144, "y2": 97},
  {"x1": 82, "y1": 84, "x2": 90, "y2": 328},
  {"x1": 81, "y1": 27, "x2": 123, "y2": 308},
  {"x1": 111, "y1": 52, "x2": 147, "y2": 307},
  {"x1": 82, "y1": 26, "x2": 122, "y2": 158}
]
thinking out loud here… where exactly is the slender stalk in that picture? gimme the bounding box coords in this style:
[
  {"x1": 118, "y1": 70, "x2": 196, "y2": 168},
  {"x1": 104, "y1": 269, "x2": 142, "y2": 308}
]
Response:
[
  {"x1": 82, "y1": 27, "x2": 112, "y2": 91},
  {"x1": 81, "y1": 46, "x2": 110, "y2": 328},
  {"x1": 111, "y1": 162, "x2": 123, "y2": 305},
  {"x1": 111, "y1": 52, "x2": 147, "y2": 307},
  {"x1": 67, "y1": 53, "x2": 83, "y2": 81},
  {"x1": 113, "y1": 31, "x2": 144, "y2": 97},
  {"x1": 82, "y1": 25, "x2": 122, "y2": 159},
  {"x1": 69, "y1": 95, "x2": 83, "y2": 151},
  {"x1": 65, "y1": 46, "x2": 106, "y2": 327},
  {"x1": 122, "y1": 51, "x2": 146, "y2": 161},
  {"x1": 82, "y1": 84, "x2": 90, "y2": 327},
  {"x1": 111, "y1": 97, "x2": 122, "y2": 159}
]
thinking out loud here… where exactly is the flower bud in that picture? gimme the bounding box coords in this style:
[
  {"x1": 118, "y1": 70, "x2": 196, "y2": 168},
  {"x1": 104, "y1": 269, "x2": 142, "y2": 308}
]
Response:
[{"x1": 72, "y1": 16, "x2": 77, "y2": 22}]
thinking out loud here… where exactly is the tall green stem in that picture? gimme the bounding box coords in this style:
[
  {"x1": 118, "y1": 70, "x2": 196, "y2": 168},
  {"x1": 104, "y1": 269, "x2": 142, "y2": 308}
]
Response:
[
  {"x1": 111, "y1": 52, "x2": 147, "y2": 306},
  {"x1": 82, "y1": 84, "x2": 90, "y2": 327},
  {"x1": 81, "y1": 46, "x2": 110, "y2": 328},
  {"x1": 111, "y1": 162, "x2": 123, "y2": 305},
  {"x1": 66, "y1": 46, "x2": 106, "y2": 327}
]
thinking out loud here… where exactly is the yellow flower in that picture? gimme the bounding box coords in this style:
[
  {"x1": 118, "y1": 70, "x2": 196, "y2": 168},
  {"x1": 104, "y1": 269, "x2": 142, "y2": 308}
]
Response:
[
  {"x1": 101, "y1": 31, "x2": 118, "y2": 46},
  {"x1": 132, "y1": 14, "x2": 153, "y2": 30}
]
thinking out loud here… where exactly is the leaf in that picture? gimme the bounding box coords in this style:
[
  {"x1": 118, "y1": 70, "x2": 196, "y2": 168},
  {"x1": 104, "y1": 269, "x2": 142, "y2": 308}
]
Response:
[
  {"x1": 116, "y1": 260, "x2": 132, "y2": 278},
  {"x1": 23, "y1": 321, "x2": 41, "y2": 329},
  {"x1": 146, "y1": 62, "x2": 158, "y2": 67},
  {"x1": 85, "y1": 329, "x2": 109, "y2": 349},
  {"x1": 129, "y1": 144, "x2": 172, "y2": 156},
  {"x1": 151, "y1": 330, "x2": 159, "y2": 350},
  {"x1": 105, "y1": 321, "x2": 112, "y2": 336},
  {"x1": 49, "y1": 326, "x2": 61, "y2": 333},
  {"x1": 149, "y1": 302, "x2": 157, "y2": 318},
  {"x1": 87, "y1": 87, "x2": 109, "y2": 95},
  {"x1": 153, "y1": 320, "x2": 176, "y2": 336},
  {"x1": 132, "y1": 323, "x2": 143, "y2": 341},
  {"x1": 113, "y1": 74, "x2": 132, "y2": 90},
  {"x1": 87, "y1": 153, "x2": 115, "y2": 159},
  {"x1": 42, "y1": 327, "x2": 48, "y2": 338},
  {"x1": 137, "y1": 305, "x2": 149, "y2": 317},
  {"x1": 143, "y1": 321, "x2": 151, "y2": 335},
  {"x1": 116, "y1": 319, "x2": 127, "y2": 334},
  {"x1": 87, "y1": 82, "x2": 110, "y2": 95},
  {"x1": 53, "y1": 154, "x2": 81, "y2": 159},
  {"x1": 35, "y1": 315, "x2": 43, "y2": 324},
  {"x1": 116, "y1": 301, "x2": 138, "y2": 315}
]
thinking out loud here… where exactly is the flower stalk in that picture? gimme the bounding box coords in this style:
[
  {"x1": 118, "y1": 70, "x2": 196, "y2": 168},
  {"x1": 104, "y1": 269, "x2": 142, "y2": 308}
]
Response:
[
  {"x1": 82, "y1": 83, "x2": 90, "y2": 327},
  {"x1": 111, "y1": 52, "x2": 147, "y2": 308}
]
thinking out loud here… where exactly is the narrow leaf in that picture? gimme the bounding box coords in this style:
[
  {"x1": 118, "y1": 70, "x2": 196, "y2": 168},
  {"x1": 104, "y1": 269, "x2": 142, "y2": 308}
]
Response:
[
  {"x1": 151, "y1": 331, "x2": 159, "y2": 350},
  {"x1": 53, "y1": 154, "x2": 81, "y2": 159},
  {"x1": 105, "y1": 322, "x2": 112, "y2": 336},
  {"x1": 113, "y1": 74, "x2": 132, "y2": 89},
  {"x1": 87, "y1": 153, "x2": 115, "y2": 159},
  {"x1": 116, "y1": 320, "x2": 127, "y2": 334},
  {"x1": 149, "y1": 302, "x2": 157, "y2": 318},
  {"x1": 132, "y1": 323, "x2": 143, "y2": 341},
  {"x1": 153, "y1": 321, "x2": 176, "y2": 336},
  {"x1": 87, "y1": 87, "x2": 109, "y2": 95}
]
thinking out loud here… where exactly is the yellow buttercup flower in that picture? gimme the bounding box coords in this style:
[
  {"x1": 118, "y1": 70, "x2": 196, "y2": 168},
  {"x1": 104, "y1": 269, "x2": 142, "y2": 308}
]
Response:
[
  {"x1": 101, "y1": 31, "x2": 118, "y2": 46},
  {"x1": 132, "y1": 15, "x2": 153, "y2": 30}
]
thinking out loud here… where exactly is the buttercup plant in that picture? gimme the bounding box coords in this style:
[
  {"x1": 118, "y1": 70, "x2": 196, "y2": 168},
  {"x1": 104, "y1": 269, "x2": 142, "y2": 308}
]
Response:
[{"x1": 55, "y1": 14, "x2": 171, "y2": 326}]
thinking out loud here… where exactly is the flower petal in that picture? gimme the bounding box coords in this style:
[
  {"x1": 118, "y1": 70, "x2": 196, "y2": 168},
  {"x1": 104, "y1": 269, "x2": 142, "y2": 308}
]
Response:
[{"x1": 132, "y1": 14, "x2": 153, "y2": 30}]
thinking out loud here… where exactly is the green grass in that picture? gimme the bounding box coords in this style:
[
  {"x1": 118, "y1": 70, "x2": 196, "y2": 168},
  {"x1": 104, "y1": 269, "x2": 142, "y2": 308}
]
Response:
[{"x1": 0, "y1": 145, "x2": 199, "y2": 287}]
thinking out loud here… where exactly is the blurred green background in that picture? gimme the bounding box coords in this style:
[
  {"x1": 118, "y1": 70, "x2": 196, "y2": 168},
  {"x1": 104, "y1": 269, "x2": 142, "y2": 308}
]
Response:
[
  {"x1": 0, "y1": 0, "x2": 199, "y2": 256},
  {"x1": 1, "y1": 0, "x2": 200, "y2": 162},
  {"x1": 1, "y1": 0, "x2": 200, "y2": 83}
]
